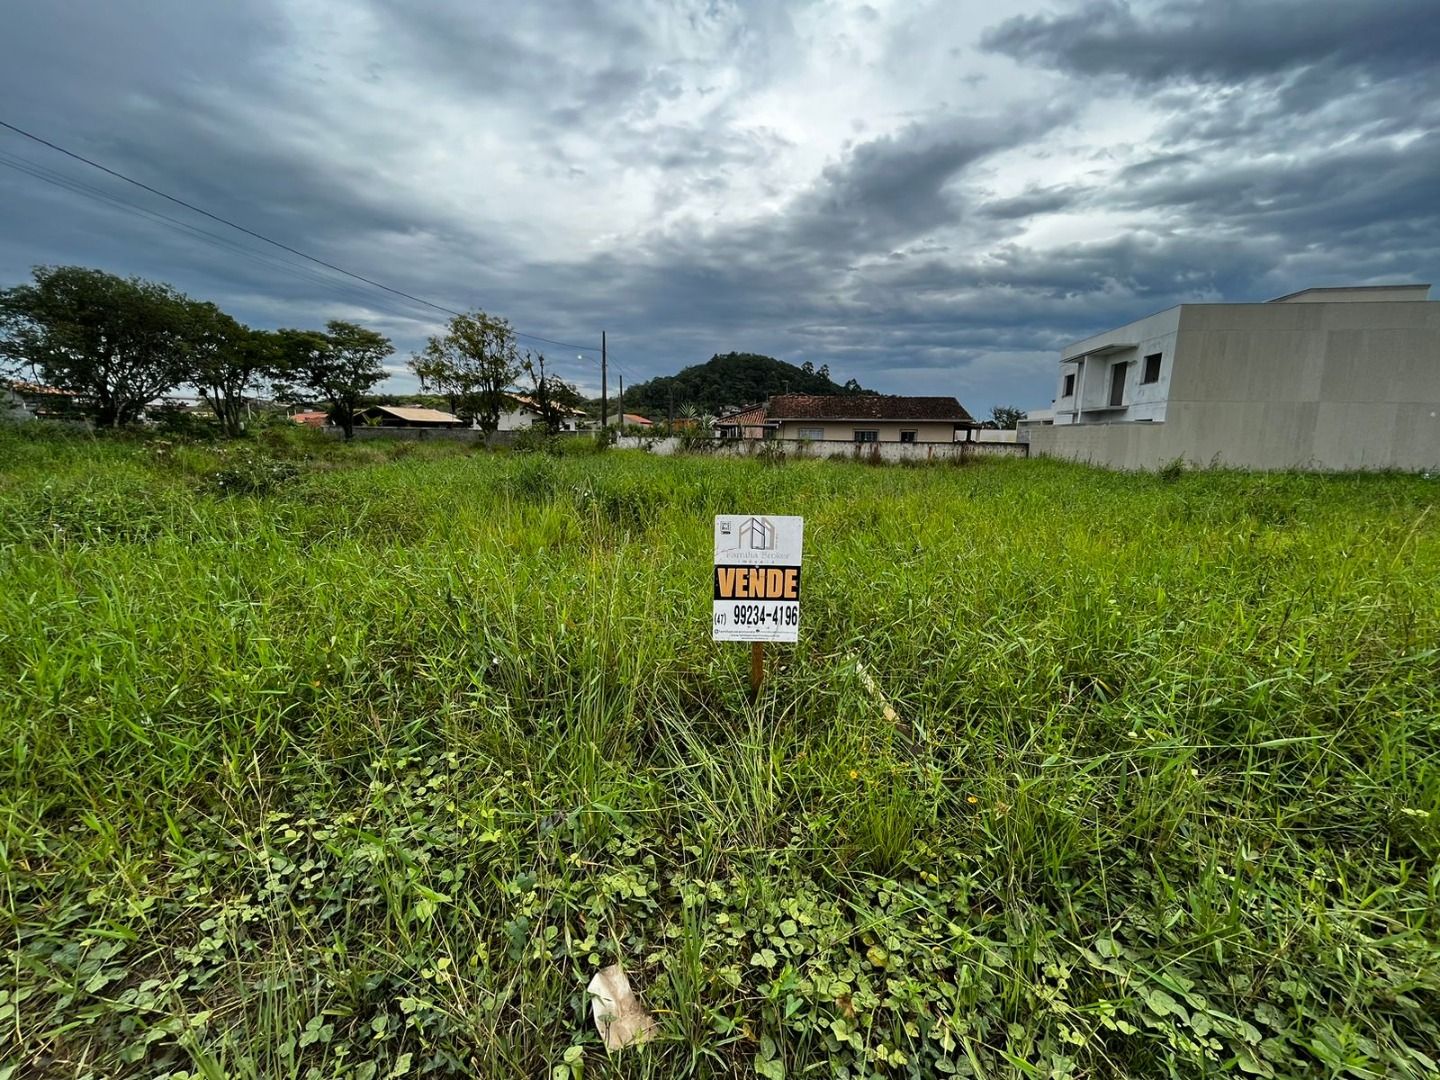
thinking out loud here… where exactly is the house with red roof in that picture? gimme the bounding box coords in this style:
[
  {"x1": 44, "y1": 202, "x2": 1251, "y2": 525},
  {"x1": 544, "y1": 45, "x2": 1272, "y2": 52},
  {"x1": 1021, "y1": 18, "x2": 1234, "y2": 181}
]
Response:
[{"x1": 716, "y1": 394, "x2": 977, "y2": 444}]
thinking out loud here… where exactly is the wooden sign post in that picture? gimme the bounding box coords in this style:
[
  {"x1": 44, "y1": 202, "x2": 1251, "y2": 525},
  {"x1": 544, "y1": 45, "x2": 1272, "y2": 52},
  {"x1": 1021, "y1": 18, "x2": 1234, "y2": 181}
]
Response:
[{"x1": 713, "y1": 515, "x2": 804, "y2": 699}]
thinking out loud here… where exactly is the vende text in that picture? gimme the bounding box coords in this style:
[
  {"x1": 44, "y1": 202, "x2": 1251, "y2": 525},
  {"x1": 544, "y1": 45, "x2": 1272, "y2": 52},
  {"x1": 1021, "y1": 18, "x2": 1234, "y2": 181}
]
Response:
[{"x1": 714, "y1": 565, "x2": 801, "y2": 600}]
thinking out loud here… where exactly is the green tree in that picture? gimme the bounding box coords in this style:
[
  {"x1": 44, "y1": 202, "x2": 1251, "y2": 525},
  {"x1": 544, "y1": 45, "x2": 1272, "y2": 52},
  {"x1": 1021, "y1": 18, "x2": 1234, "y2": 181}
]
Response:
[
  {"x1": 520, "y1": 352, "x2": 582, "y2": 434},
  {"x1": 616, "y1": 352, "x2": 871, "y2": 417},
  {"x1": 410, "y1": 310, "x2": 519, "y2": 435},
  {"x1": 0, "y1": 265, "x2": 194, "y2": 427},
  {"x1": 274, "y1": 320, "x2": 391, "y2": 439},
  {"x1": 185, "y1": 304, "x2": 279, "y2": 437},
  {"x1": 989, "y1": 405, "x2": 1025, "y2": 430}
]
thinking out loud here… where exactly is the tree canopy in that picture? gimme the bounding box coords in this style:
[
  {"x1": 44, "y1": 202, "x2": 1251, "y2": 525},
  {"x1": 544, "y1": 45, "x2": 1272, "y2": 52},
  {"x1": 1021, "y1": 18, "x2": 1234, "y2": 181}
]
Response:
[
  {"x1": 186, "y1": 303, "x2": 278, "y2": 437},
  {"x1": 616, "y1": 352, "x2": 873, "y2": 418},
  {"x1": 409, "y1": 310, "x2": 520, "y2": 435},
  {"x1": 1, "y1": 265, "x2": 402, "y2": 435},
  {"x1": 273, "y1": 321, "x2": 391, "y2": 438},
  {"x1": 520, "y1": 353, "x2": 584, "y2": 434},
  {"x1": 989, "y1": 405, "x2": 1026, "y2": 430},
  {"x1": 0, "y1": 266, "x2": 196, "y2": 427}
]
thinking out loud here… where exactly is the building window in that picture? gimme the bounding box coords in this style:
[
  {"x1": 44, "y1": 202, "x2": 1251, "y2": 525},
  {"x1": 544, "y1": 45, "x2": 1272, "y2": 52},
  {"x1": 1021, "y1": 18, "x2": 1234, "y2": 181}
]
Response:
[
  {"x1": 899, "y1": 430, "x2": 917, "y2": 443},
  {"x1": 1063, "y1": 372, "x2": 1076, "y2": 397},
  {"x1": 854, "y1": 430, "x2": 878, "y2": 443},
  {"x1": 1142, "y1": 353, "x2": 1162, "y2": 384},
  {"x1": 796, "y1": 426, "x2": 824, "y2": 441}
]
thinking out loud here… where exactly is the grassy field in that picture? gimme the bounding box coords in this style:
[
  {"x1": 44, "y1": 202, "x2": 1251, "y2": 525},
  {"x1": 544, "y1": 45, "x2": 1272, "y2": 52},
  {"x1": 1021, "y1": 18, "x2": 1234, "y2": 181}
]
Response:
[{"x1": 2, "y1": 426, "x2": 1439, "y2": 1079}]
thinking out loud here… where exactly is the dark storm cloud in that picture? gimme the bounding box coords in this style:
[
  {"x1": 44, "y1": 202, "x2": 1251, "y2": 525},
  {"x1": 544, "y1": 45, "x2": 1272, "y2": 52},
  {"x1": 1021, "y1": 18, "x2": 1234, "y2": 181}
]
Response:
[
  {"x1": 0, "y1": 0, "x2": 1435, "y2": 413},
  {"x1": 368, "y1": 0, "x2": 654, "y2": 127},
  {"x1": 560, "y1": 105, "x2": 1077, "y2": 343},
  {"x1": 1110, "y1": 132, "x2": 1440, "y2": 239},
  {"x1": 981, "y1": 0, "x2": 1438, "y2": 86},
  {"x1": 978, "y1": 185, "x2": 1083, "y2": 220},
  {"x1": 784, "y1": 110, "x2": 1073, "y2": 253}
]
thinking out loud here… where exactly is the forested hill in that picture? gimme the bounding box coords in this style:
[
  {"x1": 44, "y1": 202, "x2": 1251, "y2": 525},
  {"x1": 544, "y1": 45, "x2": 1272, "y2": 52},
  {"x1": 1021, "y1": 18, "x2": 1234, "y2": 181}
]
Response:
[{"x1": 615, "y1": 353, "x2": 873, "y2": 417}]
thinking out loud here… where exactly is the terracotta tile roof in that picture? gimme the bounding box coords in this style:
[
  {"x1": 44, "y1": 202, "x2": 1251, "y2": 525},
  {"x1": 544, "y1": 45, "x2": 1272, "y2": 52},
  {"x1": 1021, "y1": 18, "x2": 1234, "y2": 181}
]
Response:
[
  {"x1": 717, "y1": 403, "x2": 769, "y2": 425},
  {"x1": 7, "y1": 379, "x2": 73, "y2": 396},
  {"x1": 766, "y1": 394, "x2": 976, "y2": 424}
]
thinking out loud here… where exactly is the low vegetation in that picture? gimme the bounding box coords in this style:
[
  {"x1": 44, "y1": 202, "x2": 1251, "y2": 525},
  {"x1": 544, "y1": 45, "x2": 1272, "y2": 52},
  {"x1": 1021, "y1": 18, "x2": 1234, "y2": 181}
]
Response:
[{"x1": 2, "y1": 427, "x2": 1438, "y2": 1078}]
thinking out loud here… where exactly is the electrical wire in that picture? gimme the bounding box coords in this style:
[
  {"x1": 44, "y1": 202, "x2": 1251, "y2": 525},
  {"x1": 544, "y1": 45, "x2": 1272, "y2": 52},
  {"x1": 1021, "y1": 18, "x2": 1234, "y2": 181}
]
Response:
[
  {"x1": 0, "y1": 151, "x2": 443, "y2": 322},
  {"x1": 0, "y1": 117, "x2": 601, "y2": 353},
  {"x1": 1, "y1": 151, "x2": 610, "y2": 387}
]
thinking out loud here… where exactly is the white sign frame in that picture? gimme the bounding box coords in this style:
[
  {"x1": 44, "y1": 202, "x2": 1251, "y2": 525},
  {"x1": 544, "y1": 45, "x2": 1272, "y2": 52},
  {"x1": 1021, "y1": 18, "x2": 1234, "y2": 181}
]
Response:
[{"x1": 712, "y1": 515, "x2": 803, "y2": 642}]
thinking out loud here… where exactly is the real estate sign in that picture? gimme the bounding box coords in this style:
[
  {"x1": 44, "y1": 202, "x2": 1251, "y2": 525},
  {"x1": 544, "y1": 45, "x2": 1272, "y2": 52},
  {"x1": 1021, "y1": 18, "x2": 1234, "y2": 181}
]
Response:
[{"x1": 713, "y1": 515, "x2": 803, "y2": 642}]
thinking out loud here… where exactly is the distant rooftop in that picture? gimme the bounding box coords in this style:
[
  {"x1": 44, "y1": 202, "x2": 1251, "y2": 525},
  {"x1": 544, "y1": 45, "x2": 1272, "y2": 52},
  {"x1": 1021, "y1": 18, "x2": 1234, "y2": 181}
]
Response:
[
  {"x1": 361, "y1": 405, "x2": 463, "y2": 424},
  {"x1": 766, "y1": 394, "x2": 976, "y2": 424},
  {"x1": 506, "y1": 392, "x2": 586, "y2": 417},
  {"x1": 1267, "y1": 283, "x2": 1431, "y2": 303}
]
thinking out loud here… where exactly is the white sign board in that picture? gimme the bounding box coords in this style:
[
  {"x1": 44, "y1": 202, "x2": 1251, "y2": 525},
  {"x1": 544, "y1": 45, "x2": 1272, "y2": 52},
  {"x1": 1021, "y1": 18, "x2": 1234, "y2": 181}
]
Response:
[{"x1": 713, "y1": 515, "x2": 803, "y2": 642}]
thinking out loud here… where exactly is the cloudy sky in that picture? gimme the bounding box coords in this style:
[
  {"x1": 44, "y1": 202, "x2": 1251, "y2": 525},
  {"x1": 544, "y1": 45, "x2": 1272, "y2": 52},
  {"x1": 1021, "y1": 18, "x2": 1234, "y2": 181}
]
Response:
[{"x1": 2, "y1": 0, "x2": 1435, "y2": 412}]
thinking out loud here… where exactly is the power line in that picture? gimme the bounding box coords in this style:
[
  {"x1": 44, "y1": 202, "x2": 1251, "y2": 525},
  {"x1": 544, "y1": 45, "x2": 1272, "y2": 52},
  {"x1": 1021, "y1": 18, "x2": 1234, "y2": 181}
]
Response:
[
  {"x1": 1, "y1": 151, "x2": 610, "y2": 390},
  {"x1": 0, "y1": 117, "x2": 600, "y2": 353},
  {"x1": 0, "y1": 151, "x2": 439, "y2": 321}
]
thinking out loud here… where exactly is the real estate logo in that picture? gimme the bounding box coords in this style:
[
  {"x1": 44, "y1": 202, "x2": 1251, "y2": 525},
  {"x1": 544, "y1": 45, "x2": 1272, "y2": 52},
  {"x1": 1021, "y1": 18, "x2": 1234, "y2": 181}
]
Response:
[{"x1": 739, "y1": 516, "x2": 775, "y2": 550}]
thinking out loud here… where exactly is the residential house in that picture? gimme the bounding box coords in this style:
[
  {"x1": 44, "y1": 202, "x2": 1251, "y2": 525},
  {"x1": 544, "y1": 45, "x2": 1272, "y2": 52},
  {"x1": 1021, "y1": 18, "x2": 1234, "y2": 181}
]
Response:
[
  {"x1": 605, "y1": 412, "x2": 653, "y2": 428},
  {"x1": 714, "y1": 402, "x2": 769, "y2": 439},
  {"x1": 290, "y1": 410, "x2": 331, "y2": 428},
  {"x1": 718, "y1": 394, "x2": 977, "y2": 443},
  {"x1": 5, "y1": 379, "x2": 86, "y2": 420},
  {"x1": 1033, "y1": 283, "x2": 1440, "y2": 470},
  {"x1": 496, "y1": 393, "x2": 586, "y2": 432},
  {"x1": 353, "y1": 405, "x2": 465, "y2": 428}
]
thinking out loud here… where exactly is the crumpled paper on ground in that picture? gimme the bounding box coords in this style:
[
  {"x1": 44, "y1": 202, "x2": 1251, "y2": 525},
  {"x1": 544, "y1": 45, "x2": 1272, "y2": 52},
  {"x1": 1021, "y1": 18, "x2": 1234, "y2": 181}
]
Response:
[{"x1": 587, "y1": 963, "x2": 658, "y2": 1052}]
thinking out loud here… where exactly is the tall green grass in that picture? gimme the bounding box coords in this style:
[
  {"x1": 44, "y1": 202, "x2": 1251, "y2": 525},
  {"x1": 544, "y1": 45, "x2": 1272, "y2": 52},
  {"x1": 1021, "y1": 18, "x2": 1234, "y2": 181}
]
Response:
[{"x1": 2, "y1": 426, "x2": 1438, "y2": 1078}]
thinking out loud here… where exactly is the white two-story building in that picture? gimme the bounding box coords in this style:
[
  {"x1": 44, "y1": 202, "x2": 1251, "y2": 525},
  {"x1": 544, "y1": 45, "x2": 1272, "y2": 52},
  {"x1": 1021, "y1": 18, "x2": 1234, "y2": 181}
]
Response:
[{"x1": 1034, "y1": 284, "x2": 1440, "y2": 470}]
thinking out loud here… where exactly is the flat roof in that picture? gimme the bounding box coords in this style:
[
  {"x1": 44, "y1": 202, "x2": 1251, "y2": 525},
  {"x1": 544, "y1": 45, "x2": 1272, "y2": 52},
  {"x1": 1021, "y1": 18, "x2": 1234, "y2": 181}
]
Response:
[
  {"x1": 1063, "y1": 282, "x2": 1434, "y2": 355},
  {"x1": 1267, "y1": 283, "x2": 1431, "y2": 303}
]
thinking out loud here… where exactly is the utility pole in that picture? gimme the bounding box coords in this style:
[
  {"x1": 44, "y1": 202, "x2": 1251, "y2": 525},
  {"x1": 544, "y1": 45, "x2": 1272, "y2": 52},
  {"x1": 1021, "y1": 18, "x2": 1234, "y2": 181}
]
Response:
[
  {"x1": 618, "y1": 374, "x2": 624, "y2": 428},
  {"x1": 668, "y1": 386, "x2": 674, "y2": 430},
  {"x1": 600, "y1": 331, "x2": 608, "y2": 429}
]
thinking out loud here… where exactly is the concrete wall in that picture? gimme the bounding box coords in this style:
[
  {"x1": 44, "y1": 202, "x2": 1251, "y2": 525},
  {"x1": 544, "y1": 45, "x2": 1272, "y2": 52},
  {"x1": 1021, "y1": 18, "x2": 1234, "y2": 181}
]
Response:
[
  {"x1": 1027, "y1": 422, "x2": 1174, "y2": 470},
  {"x1": 1032, "y1": 299, "x2": 1440, "y2": 471},
  {"x1": 773, "y1": 419, "x2": 961, "y2": 442},
  {"x1": 617, "y1": 435, "x2": 1026, "y2": 463},
  {"x1": 326, "y1": 427, "x2": 587, "y2": 448}
]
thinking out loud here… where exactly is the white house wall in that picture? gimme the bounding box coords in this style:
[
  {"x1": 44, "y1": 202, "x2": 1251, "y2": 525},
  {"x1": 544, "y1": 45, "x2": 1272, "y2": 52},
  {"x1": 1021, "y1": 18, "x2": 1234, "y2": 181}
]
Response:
[
  {"x1": 496, "y1": 407, "x2": 538, "y2": 431},
  {"x1": 497, "y1": 407, "x2": 581, "y2": 432},
  {"x1": 773, "y1": 419, "x2": 960, "y2": 442},
  {"x1": 1055, "y1": 306, "x2": 1180, "y2": 425}
]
